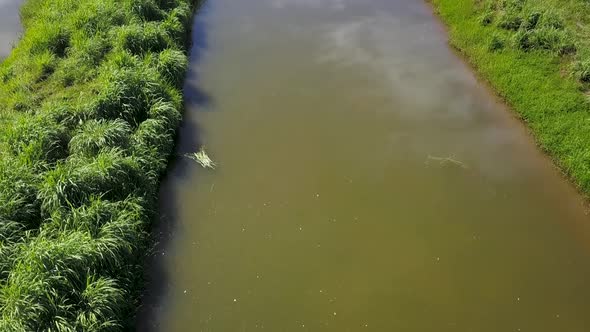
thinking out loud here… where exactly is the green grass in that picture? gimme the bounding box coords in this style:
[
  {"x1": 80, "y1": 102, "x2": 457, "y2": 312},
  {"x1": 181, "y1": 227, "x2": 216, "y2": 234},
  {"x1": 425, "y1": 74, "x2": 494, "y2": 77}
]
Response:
[
  {"x1": 0, "y1": 0, "x2": 198, "y2": 329},
  {"x1": 430, "y1": 0, "x2": 590, "y2": 195}
]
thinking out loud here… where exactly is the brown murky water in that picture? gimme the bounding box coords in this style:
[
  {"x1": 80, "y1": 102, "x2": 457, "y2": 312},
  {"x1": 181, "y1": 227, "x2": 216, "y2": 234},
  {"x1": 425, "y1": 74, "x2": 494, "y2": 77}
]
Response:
[
  {"x1": 0, "y1": 0, "x2": 22, "y2": 59},
  {"x1": 141, "y1": 0, "x2": 590, "y2": 331}
]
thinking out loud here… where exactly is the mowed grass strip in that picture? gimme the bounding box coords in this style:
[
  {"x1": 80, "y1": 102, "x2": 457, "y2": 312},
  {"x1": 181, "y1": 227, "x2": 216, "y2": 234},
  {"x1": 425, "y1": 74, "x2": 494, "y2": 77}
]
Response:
[
  {"x1": 431, "y1": 0, "x2": 590, "y2": 194},
  {"x1": 0, "y1": 0, "x2": 198, "y2": 330}
]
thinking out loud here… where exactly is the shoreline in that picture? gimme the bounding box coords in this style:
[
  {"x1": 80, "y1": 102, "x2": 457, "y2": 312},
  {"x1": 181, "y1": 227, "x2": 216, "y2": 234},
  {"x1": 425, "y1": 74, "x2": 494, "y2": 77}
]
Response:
[
  {"x1": 429, "y1": 0, "x2": 590, "y2": 201},
  {"x1": 0, "y1": 0, "x2": 200, "y2": 329}
]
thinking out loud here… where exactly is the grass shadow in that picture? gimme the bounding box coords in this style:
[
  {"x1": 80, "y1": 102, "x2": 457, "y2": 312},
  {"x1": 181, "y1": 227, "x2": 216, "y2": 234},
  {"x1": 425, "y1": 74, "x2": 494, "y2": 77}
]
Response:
[{"x1": 135, "y1": 1, "x2": 213, "y2": 330}]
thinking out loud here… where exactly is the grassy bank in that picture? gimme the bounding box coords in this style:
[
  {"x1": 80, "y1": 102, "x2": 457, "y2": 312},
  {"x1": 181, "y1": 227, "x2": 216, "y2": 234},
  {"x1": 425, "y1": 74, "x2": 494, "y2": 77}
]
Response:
[
  {"x1": 430, "y1": 0, "x2": 590, "y2": 194},
  {"x1": 0, "y1": 0, "x2": 197, "y2": 329}
]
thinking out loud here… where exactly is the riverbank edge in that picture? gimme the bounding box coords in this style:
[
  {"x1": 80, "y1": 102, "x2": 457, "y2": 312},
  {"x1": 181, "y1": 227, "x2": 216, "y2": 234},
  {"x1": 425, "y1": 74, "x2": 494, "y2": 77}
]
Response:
[
  {"x1": 429, "y1": 0, "x2": 590, "y2": 198},
  {"x1": 0, "y1": 0, "x2": 201, "y2": 330}
]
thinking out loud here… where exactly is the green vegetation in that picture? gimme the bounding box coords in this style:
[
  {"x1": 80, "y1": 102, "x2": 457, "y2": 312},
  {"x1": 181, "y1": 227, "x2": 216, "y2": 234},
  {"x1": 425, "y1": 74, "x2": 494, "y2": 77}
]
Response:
[
  {"x1": 0, "y1": 0, "x2": 198, "y2": 329},
  {"x1": 185, "y1": 147, "x2": 216, "y2": 169},
  {"x1": 431, "y1": 0, "x2": 590, "y2": 194}
]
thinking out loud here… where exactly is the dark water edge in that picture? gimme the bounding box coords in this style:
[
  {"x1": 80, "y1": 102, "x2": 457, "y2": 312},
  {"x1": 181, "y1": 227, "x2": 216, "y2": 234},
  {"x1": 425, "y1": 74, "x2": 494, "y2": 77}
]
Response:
[{"x1": 135, "y1": 2, "x2": 212, "y2": 330}]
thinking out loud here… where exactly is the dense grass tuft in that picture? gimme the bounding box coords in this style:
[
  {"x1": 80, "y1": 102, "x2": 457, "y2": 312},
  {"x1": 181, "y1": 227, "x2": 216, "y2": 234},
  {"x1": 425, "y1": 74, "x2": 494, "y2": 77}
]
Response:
[
  {"x1": 480, "y1": 0, "x2": 576, "y2": 54},
  {"x1": 155, "y1": 49, "x2": 189, "y2": 88},
  {"x1": 69, "y1": 119, "x2": 131, "y2": 156},
  {"x1": 4, "y1": 115, "x2": 70, "y2": 164},
  {"x1": 115, "y1": 23, "x2": 171, "y2": 55},
  {"x1": 0, "y1": 0, "x2": 199, "y2": 329},
  {"x1": 572, "y1": 59, "x2": 590, "y2": 82}
]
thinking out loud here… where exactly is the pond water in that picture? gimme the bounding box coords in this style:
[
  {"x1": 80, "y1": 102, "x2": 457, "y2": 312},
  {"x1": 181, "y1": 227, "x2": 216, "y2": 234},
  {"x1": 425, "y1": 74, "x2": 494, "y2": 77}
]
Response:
[
  {"x1": 0, "y1": 0, "x2": 22, "y2": 59},
  {"x1": 140, "y1": 0, "x2": 590, "y2": 331}
]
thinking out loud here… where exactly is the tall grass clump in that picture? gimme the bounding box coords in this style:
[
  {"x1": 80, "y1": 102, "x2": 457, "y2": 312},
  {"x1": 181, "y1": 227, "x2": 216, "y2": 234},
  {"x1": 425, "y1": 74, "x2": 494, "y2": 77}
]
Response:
[
  {"x1": 479, "y1": 0, "x2": 575, "y2": 54},
  {"x1": 0, "y1": 0, "x2": 200, "y2": 329},
  {"x1": 430, "y1": 0, "x2": 590, "y2": 195}
]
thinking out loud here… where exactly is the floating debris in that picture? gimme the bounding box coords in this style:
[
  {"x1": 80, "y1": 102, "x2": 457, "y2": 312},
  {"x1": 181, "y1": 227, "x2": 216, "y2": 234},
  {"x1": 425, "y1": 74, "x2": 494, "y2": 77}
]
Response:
[
  {"x1": 185, "y1": 147, "x2": 216, "y2": 169},
  {"x1": 426, "y1": 155, "x2": 469, "y2": 169}
]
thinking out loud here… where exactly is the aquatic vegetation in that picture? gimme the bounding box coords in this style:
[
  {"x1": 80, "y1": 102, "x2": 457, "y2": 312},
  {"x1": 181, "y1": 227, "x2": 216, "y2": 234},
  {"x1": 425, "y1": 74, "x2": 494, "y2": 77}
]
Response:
[
  {"x1": 185, "y1": 147, "x2": 216, "y2": 169},
  {"x1": 0, "y1": 0, "x2": 200, "y2": 329},
  {"x1": 431, "y1": 0, "x2": 590, "y2": 194},
  {"x1": 426, "y1": 155, "x2": 469, "y2": 170}
]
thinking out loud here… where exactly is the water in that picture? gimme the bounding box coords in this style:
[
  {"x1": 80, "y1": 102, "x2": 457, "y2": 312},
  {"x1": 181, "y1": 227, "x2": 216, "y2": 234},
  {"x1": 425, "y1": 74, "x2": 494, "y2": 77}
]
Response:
[
  {"x1": 141, "y1": 0, "x2": 590, "y2": 331},
  {"x1": 0, "y1": 0, "x2": 22, "y2": 59}
]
